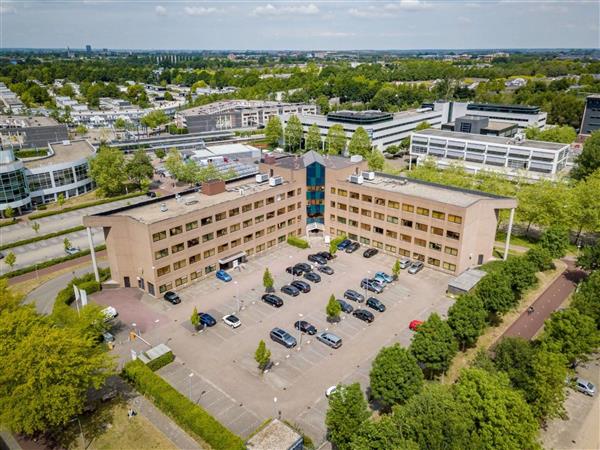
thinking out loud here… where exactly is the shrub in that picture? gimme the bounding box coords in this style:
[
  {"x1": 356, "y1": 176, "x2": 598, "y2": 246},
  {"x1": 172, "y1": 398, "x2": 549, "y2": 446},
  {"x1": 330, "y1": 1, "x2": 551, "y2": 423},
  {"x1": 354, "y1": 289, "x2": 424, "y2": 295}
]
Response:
[
  {"x1": 525, "y1": 247, "x2": 555, "y2": 272},
  {"x1": 287, "y1": 235, "x2": 309, "y2": 249},
  {"x1": 122, "y1": 360, "x2": 244, "y2": 450},
  {"x1": 52, "y1": 268, "x2": 110, "y2": 313},
  {"x1": 36, "y1": 204, "x2": 47, "y2": 210},
  {"x1": 538, "y1": 226, "x2": 570, "y2": 259},
  {"x1": 145, "y1": 351, "x2": 175, "y2": 371}
]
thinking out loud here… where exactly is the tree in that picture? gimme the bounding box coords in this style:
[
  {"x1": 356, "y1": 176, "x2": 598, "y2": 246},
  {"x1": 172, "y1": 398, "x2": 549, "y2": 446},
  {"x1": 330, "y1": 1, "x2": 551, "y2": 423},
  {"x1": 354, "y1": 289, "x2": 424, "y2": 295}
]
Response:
[
  {"x1": 325, "y1": 383, "x2": 370, "y2": 450},
  {"x1": 126, "y1": 149, "x2": 154, "y2": 189},
  {"x1": 525, "y1": 125, "x2": 576, "y2": 143},
  {"x1": 31, "y1": 221, "x2": 40, "y2": 234},
  {"x1": 164, "y1": 91, "x2": 173, "y2": 101},
  {"x1": 75, "y1": 124, "x2": 87, "y2": 135},
  {"x1": 447, "y1": 294, "x2": 487, "y2": 349},
  {"x1": 348, "y1": 127, "x2": 372, "y2": 158},
  {"x1": 499, "y1": 256, "x2": 538, "y2": 299},
  {"x1": 571, "y1": 271, "x2": 600, "y2": 328},
  {"x1": 415, "y1": 121, "x2": 431, "y2": 131},
  {"x1": 369, "y1": 344, "x2": 423, "y2": 409},
  {"x1": 163, "y1": 148, "x2": 184, "y2": 181},
  {"x1": 538, "y1": 225, "x2": 570, "y2": 259},
  {"x1": 452, "y1": 368, "x2": 539, "y2": 450},
  {"x1": 88, "y1": 146, "x2": 128, "y2": 196},
  {"x1": 326, "y1": 124, "x2": 346, "y2": 155},
  {"x1": 154, "y1": 148, "x2": 166, "y2": 160},
  {"x1": 352, "y1": 415, "x2": 418, "y2": 450},
  {"x1": 4, "y1": 206, "x2": 14, "y2": 221},
  {"x1": 516, "y1": 179, "x2": 572, "y2": 235},
  {"x1": 409, "y1": 313, "x2": 458, "y2": 378},
  {"x1": 493, "y1": 337, "x2": 536, "y2": 392},
  {"x1": 4, "y1": 252, "x2": 16, "y2": 269},
  {"x1": 284, "y1": 115, "x2": 303, "y2": 152},
  {"x1": 367, "y1": 150, "x2": 385, "y2": 171},
  {"x1": 329, "y1": 240, "x2": 338, "y2": 257},
  {"x1": 262, "y1": 268, "x2": 274, "y2": 292},
  {"x1": 63, "y1": 237, "x2": 72, "y2": 251},
  {"x1": 391, "y1": 259, "x2": 401, "y2": 280},
  {"x1": 540, "y1": 308, "x2": 599, "y2": 364},
  {"x1": 191, "y1": 306, "x2": 200, "y2": 330},
  {"x1": 572, "y1": 130, "x2": 600, "y2": 180},
  {"x1": 571, "y1": 169, "x2": 600, "y2": 242},
  {"x1": 254, "y1": 340, "x2": 271, "y2": 371},
  {"x1": 57, "y1": 193, "x2": 65, "y2": 209},
  {"x1": 475, "y1": 271, "x2": 516, "y2": 316},
  {"x1": 326, "y1": 294, "x2": 342, "y2": 322},
  {"x1": 305, "y1": 123, "x2": 322, "y2": 152},
  {"x1": 525, "y1": 246, "x2": 555, "y2": 272},
  {"x1": 113, "y1": 117, "x2": 128, "y2": 130},
  {"x1": 527, "y1": 350, "x2": 568, "y2": 420},
  {"x1": 264, "y1": 116, "x2": 283, "y2": 148},
  {"x1": 140, "y1": 110, "x2": 168, "y2": 129}
]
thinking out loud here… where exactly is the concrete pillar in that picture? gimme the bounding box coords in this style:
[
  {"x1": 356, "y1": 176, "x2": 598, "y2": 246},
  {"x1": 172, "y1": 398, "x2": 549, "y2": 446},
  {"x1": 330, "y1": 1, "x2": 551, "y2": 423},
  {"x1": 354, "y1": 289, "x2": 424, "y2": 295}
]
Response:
[
  {"x1": 503, "y1": 208, "x2": 515, "y2": 261},
  {"x1": 87, "y1": 227, "x2": 100, "y2": 282}
]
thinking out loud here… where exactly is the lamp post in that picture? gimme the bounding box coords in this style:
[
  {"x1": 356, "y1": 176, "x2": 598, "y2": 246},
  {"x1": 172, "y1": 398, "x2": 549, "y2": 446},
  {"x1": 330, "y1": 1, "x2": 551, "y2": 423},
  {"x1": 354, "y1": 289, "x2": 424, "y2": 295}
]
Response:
[
  {"x1": 364, "y1": 270, "x2": 371, "y2": 301},
  {"x1": 234, "y1": 281, "x2": 240, "y2": 312},
  {"x1": 297, "y1": 313, "x2": 303, "y2": 351},
  {"x1": 188, "y1": 373, "x2": 194, "y2": 401}
]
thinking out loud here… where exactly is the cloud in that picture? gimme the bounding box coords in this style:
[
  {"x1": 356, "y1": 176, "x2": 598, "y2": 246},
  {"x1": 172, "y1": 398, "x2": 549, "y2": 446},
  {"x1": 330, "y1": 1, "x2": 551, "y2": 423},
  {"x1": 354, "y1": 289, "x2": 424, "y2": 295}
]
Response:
[
  {"x1": 155, "y1": 5, "x2": 167, "y2": 16},
  {"x1": 349, "y1": 1, "x2": 430, "y2": 18},
  {"x1": 251, "y1": 3, "x2": 319, "y2": 17},
  {"x1": 0, "y1": 3, "x2": 17, "y2": 14},
  {"x1": 184, "y1": 6, "x2": 224, "y2": 16}
]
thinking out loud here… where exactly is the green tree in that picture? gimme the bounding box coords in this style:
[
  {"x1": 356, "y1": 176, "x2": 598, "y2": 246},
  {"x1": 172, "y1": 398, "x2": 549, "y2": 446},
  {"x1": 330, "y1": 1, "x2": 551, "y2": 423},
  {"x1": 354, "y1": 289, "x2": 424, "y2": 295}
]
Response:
[
  {"x1": 409, "y1": 313, "x2": 458, "y2": 378},
  {"x1": 262, "y1": 268, "x2": 274, "y2": 292},
  {"x1": 329, "y1": 240, "x2": 338, "y2": 257},
  {"x1": 315, "y1": 95, "x2": 330, "y2": 115},
  {"x1": 415, "y1": 121, "x2": 431, "y2": 131},
  {"x1": 525, "y1": 246, "x2": 555, "y2": 271},
  {"x1": 31, "y1": 221, "x2": 40, "y2": 234},
  {"x1": 540, "y1": 308, "x2": 599, "y2": 364},
  {"x1": 163, "y1": 148, "x2": 184, "y2": 180},
  {"x1": 571, "y1": 271, "x2": 600, "y2": 328},
  {"x1": 284, "y1": 115, "x2": 303, "y2": 152},
  {"x1": 4, "y1": 206, "x2": 14, "y2": 221},
  {"x1": 154, "y1": 148, "x2": 166, "y2": 160},
  {"x1": 56, "y1": 193, "x2": 65, "y2": 208},
  {"x1": 348, "y1": 127, "x2": 372, "y2": 158},
  {"x1": 538, "y1": 225, "x2": 570, "y2": 258},
  {"x1": 113, "y1": 117, "x2": 128, "y2": 130},
  {"x1": 326, "y1": 124, "x2": 346, "y2": 155},
  {"x1": 325, "y1": 383, "x2": 370, "y2": 450},
  {"x1": 63, "y1": 237, "x2": 72, "y2": 251},
  {"x1": 191, "y1": 306, "x2": 200, "y2": 329},
  {"x1": 326, "y1": 294, "x2": 342, "y2": 322},
  {"x1": 88, "y1": 146, "x2": 128, "y2": 196},
  {"x1": 254, "y1": 340, "x2": 271, "y2": 371},
  {"x1": 499, "y1": 256, "x2": 538, "y2": 298},
  {"x1": 164, "y1": 91, "x2": 173, "y2": 101},
  {"x1": 571, "y1": 169, "x2": 600, "y2": 242},
  {"x1": 447, "y1": 294, "x2": 487, "y2": 349},
  {"x1": 493, "y1": 337, "x2": 536, "y2": 392},
  {"x1": 126, "y1": 149, "x2": 154, "y2": 189},
  {"x1": 577, "y1": 242, "x2": 600, "y2": 272},
  {"x1": 265, "y1": 116, "x2": 283, "y2": 148},
  {"x1": 516, "y1": 179, "x2": 572, "y2": 235},
  {"x1": 572, "y1": 130, "x2": 600, "y2": 180},
  {"x1": 391, "y1": 259, "x2": 401, "y2": 280},
  {"x1": 369, "y1": 344, "x2": 423, "y2": 409},
  {"x1": 4, "y1": 252, "x2": 16, "y2": 268},
  {"x1": 476, "y1": 271, "x2": 516, "y2": 316},
  {"x1": 527, "y1": 350, "x2": 568, "y2": 420},
  {"x1": 305, "y1": 123, "x2": 322, "y2": 152},
  {"x1": 367, "y1": 150, "x2": 385, "y2": 171},
  {"x1": 75, "y1": 124, "x2": 87, "y2": 135},
  {"x1": 525, "y1": 125, "x2": 577, "y2": 143},
  {"x1": 352, "y1": 415, "x2": 418, "y2": 450},
  {"x1": 140, "y1": 110, "x2": 168, "y2": 129}
]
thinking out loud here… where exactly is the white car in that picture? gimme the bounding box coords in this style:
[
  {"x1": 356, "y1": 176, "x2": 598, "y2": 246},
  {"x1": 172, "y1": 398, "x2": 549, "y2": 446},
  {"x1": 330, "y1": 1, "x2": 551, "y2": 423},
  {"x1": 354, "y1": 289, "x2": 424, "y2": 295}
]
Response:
[
  {"x1": 326, "y1": 386, "x2": 337, "y2": 397},
  {"x1": 65, "y1": 246, "x2": 81, "y2": 255},
  {"x1": 222, "y1": 314, "x2": 241, "y2": 328},
  {"x1": 102, "y1": 306, "x2": 118, "y2": 322}
]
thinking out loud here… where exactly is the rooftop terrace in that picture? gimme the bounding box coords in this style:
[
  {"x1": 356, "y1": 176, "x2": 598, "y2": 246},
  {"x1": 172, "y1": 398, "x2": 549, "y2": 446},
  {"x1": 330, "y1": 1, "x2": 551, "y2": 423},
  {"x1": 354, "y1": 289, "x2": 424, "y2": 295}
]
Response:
[{"x1": 23, "y1": 140, "x2": 95, "y2": 169}]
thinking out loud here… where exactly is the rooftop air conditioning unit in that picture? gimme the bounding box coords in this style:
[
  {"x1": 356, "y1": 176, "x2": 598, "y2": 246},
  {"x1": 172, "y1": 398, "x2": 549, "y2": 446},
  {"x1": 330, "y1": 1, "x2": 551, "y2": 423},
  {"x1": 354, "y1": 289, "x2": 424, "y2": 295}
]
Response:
[
  {"x1": 62, "y1": 140, "x2": 71, "y2": 146},
  {"x1": 255, "y1": 173, "x2": 269, "y2": 183},
  {"x1": 160, "y1": 203, "x2": 168, "y2": 212},
  {"x1": 350, "y1": 155, "x2": 363, "y2": 163},
  {"x1": 269, "y1": 176, "x2": 283, "y2": 187},
  {"x1": 362, "y1": 171, "x2": 375, "y2": 181},
  {"x1": 349, "y1": 174, "x2": 364, "y2": 185}
]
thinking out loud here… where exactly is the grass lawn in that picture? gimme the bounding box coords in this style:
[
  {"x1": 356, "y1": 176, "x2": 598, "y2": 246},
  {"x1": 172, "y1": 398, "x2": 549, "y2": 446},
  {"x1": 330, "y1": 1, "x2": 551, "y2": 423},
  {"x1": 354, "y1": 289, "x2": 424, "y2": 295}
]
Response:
[
  {"x1": 495, "y1": 230, "x2": 538, "y2": 249},
  {"x1": 35, "y1": 190, "x2": 101, "y2": 212}
]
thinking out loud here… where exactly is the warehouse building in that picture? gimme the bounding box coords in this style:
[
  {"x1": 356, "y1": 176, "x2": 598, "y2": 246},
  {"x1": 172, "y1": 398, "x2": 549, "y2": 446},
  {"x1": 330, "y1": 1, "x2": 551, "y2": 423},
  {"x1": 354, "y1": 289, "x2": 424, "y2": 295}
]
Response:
[{"x1": 0, "y1": 115, "x2": 68, "y2": 149}]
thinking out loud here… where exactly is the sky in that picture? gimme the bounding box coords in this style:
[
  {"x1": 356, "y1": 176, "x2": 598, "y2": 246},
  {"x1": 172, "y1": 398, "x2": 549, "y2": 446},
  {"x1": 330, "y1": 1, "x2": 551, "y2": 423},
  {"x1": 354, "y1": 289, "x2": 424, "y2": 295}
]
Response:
[{"x1": 1, "y1": 0, "x2": 599, "y2": 50}]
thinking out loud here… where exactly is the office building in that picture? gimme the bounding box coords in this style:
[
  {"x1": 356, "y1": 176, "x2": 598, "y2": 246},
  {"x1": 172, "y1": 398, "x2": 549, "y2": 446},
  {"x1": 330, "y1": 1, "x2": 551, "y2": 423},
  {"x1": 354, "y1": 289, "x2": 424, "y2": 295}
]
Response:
[
  {"x1": 83, "y1": 151, "x2": 516, "y2": 296},
  {"x1": 441, "y1": 102, "x2": 547, "y2": 130},
  {"x1": 441, "y1": 115, "x2": 518, "y2": 137},
  {"x1": 0, "y1": 115, "x2": 68, "y2": 148},
  {"x1": 410, "y1": 129, "x2": 569, "y2": 180},
  {"x1": 0, "y1": 140, "x2": 95, "y2": 215},
  {"x1": 580, "y1": 95, "x2": 600, "y2": 136}
]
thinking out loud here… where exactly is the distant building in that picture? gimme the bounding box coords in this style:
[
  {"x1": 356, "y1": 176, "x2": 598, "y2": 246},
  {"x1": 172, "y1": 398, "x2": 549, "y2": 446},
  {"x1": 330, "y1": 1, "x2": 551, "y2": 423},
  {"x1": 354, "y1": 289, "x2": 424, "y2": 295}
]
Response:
[
  {"x1": 580, "y1": 94, "x2": 600, "y2": 136},
  {"x1": 437, "y1": 102, "x2": 547, "y2": 130},
  {"x1": 0, "y1": 82, "x2": 25, "y2": 114},
  {"x1": 86, "y1": 44, "x2": 92, "y2": 54},
  {"x1": 0, "y1": 115, "x2": 68, "y2": 149},
  {"x1": 442, "y1": 115, "x2": 518, "y2": 137},
  {"x1": 505, "y1": 78, "x2": 527, "y2": 88}
]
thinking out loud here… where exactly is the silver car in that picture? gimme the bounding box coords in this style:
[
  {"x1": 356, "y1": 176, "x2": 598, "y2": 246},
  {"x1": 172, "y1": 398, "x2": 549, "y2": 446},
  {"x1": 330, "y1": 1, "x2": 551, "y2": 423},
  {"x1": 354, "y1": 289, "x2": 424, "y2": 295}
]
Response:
[
  {"x1": 399, "y1": 258, "x2": 412, "y2": 269},
  {"x1": 574, "y1": 377, "x2": 596, "y2": 396},
  {"x1": 408, "y1": 261, "x2": 424, "y2": 274},
  {"x1": 317, "y1": 332, "x2": 342, "y2": 349}
]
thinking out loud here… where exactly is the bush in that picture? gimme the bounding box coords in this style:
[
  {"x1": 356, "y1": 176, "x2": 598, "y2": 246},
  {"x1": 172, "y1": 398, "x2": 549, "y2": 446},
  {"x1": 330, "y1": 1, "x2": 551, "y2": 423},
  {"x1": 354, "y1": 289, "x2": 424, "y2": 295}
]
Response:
[
  {"x1": 538, "y1": 226, "x2": 570, "y2": 259},
  {"x1": 287, "y1": 235, "x2": 309, "y2": 249},
  {"x1": 52, "y1": 268, "x2": 110, "y2": 312},
  {"x1": 0, "y1": 225, "x2": 85, "y2": 252},
  {"x1": 122, "y1": 360, "x2": 244, "y2": 450},
  {"x1": 15, "y1": 149, "x2": 48, "y2": 158},
  {"x1": 28, "y1": 192, "x2": 144, "y2": 219},
  {"x1": 0, "y1": 219, "x2": 19, "y2": 228},
  {"x1": 145, "y1": 351, "x2": 175, "y2": 371},
  {"x1": 525, "y1": 247, "x2": 555, "y2": 272},
  {"x1": 36, "y1": 204, "x2": 47, "y2": 210}
]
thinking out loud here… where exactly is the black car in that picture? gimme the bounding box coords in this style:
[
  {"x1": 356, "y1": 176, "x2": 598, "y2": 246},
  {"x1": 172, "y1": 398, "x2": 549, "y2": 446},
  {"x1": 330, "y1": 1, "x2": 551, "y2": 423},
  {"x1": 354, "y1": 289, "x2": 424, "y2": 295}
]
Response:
[
  {"x1": 337, "y1": 239, "x2": 351, "y2": 250},
  {"x1": 304, "y1": 271, "x2": 321, "y2": 283},
  {"x1": 318, "y1": 265, "x2": 335, "y2": 275},
  {"x1": 353, "y1": 309, "x2": 375, "y2": 323},
  {"x1": 366, "y1": 297, "x2": 386, "y2": 312},
  {"x1": 345, "y1": 242, "x2": 360, "y2": 253},
  {"x1": 261, "y1": 294, "x2": 284, "y2": 307},
  {"x1": 198, "y1": 313, "x2": 217, "y2": 327},
  {"x1": 294, "y1": 262, "x2": 312, "y2": 273},
  {"x1": 317, "y1": 251, "x2": 334, "y2": 260},
  {"x1": 308, "y1": 254, "x2": 327, "y2": 265},
  {"x1": 294, "y1": 320, "x2": 317, "y2": 335},
  {"x1": 337, "y1": 299, "x2": 354, "y2": 313},
  {"x1": 286, "y1": 266, "x2": 303, "y2": 276},
  {"x1": 146, "y1": 191, "x2": 157, "y2": 198},
  {"x1": 291, "y1": 280, "x2": 311, "y2": 293},
  {"x1": 344, "y1": 289, "x2": 365, "y2": 303},
  {"x1": 163, "y1": 291, "x2": 181, "y2": 305},
  {"x1": 363, "y1": 248, "x2": 379, "y2": 258},
  {"x1": 281, "y1": 284, "x2": 301, "y2": 297}
]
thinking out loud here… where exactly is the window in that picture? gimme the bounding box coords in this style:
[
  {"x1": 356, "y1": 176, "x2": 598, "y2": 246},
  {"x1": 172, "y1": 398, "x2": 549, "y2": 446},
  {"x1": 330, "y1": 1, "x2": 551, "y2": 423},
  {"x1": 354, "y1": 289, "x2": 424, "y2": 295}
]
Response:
[
  {"x1": 416, "y1": 223, "x2": 428, "y2": 232},
  {"x1": 387, "y1": 215, "x2": 398, "y2": 224},
  {"x1": 349, "y1": 219, "x2": 358, "y2": 227},
  {"x1": 388, "y1": 200, "x2": 400, "y2": 209},
  {"x1": 266, "y1": 196, "x2": 275, "y2": 205},
  {"x1": 254, "y1": 200, "x2": 264, "y2": 209},
  {"x1": 350, "y1": 191, "x2": 359, "y2": 199},
  {"x1": 255, "y1": 214, "x2": 265, "y2": 223},
  {"x1": 428, "y1": 257, "x2": 441, "y2": 267},
  {"x1": 256, "y1": 243, "x2": 266, "y2": 252},
  {"x1": 448, "y1": 214, "x2": 463, "y2": 224},
  {"x1": 400, "y1": 234, "x2": 412, "y2": 243},
  {"x1": 414, "y1": 238, "x2": 426, "y2": 247},
  {"x1": 338, "y1": 189, "x2": 348, "y2": 197},
  {"x1": 170, "y1": 225, "x2": 182, "y2": 236},
  {"x1": 267, "y1": 225, "x2": 276, "y2": 234},
  {"x1": 202, "y1": 232, "x2": 214, "y2": 242},
  {"x1": 157, "y1": 265, "x2": 171, "y2": 276},
  {"x1": 231, "y1": 238, "x2": 241, "y2": 248},
  {"x1": 373, "y1": 240, "x2": 383, "y2": 249},
  {"x1": 152, "y1": 231, "x2": 166, "y2": 242},
  {"x1": 374, "y1": 212, "x2": 384, "y2": 220},
  {"x1": 417, "y1": 207, "x2": 430, "y2": 216},
  {"x1": 361, "y1": 209, "x2": 372, "y2": 217},
  {"x1": 330, "y1": 187, "x2": 336, "y2": 194},
  {"x1": 338, "y1": 203, "x2": 347, "y2": 211},
  {"x1": 443, "y1": 262, "x2": 457, "y2": 272},
  {"x1": 175, "y1": 276, "x2": 188, "y2": 287},
  {"x1": 229, "y1": 207, "x2": 240, "y2": 217},
  {"x1": 429, "y1": 242, "x2": 442, "y2": 251},
  {"x1": 242, "y1": 203, "x2": 252, "y2": 213},
  {"x1": 244, "y1": 234, "x2": 253, "y2": 243},
  {"x1": 401, "y1": 219, "x2": 413, "y2": 228},
  {"x1": 348, "y1": 233, "x2": 358, "y2": 241},
  {"x1": 402, "y1": 203, "x2": 414, "y2": 212},
  {"x1": 287, "y1": 190, "x2": 295, "y2": 198},
  {"x1": 277, "y1": 207, "x2": 286, "y2": 216},
  {"x1": 230, "y1": 223, "x2": 240, "y2": 232},
  {"x1": 361, "y1": 194, "x2": 372, "y2": 203},
  {"x1": 187, "y1": 237, "x2": 199, "y2": 247},
  {"x1": 173, "y1": 259, "x2": 186, "y2": 270},
  {"x1": 278, "y1": 235, "x2": 286, "y2": 243},
  {"x1": 385, "y1": 244, "x2": 397, "y2": 253},
  {"x1": 52, "y1": 168, "x2": 75, "y2": 187},
  {"x1": 217, "y1": 228, "x2": 227, "y2": 238},
  {"x1": 337, "y1": 216, "x2": 347, "y2": 224},
  {"x1": 413, "y1": 253, "x2": 425, "y2": 262},
  {"x1": 267, "y1": 239, "x2": 276, "y2": 248},
  {"x1": 27, "y1": 172, "x2": 52, "y2": 190},
  {"x1": 266, "y1": 211, "x2": 275, "y2": 220},
  {"x1": 243, "y1": 218, "x2": 253, "y2": 228},
  {"x1": 386, "y1": 230, "x2": 398, "y2": 239},
  {"x1": 446, "y1": 230, "x2": 460, "y2": 240},
  {"x1": 445, "y1": 246, "x2": 458, "y2": 256},
  {"x1": 255, "y1": 229, "x2": 264, "y2": 238},
  {"x1": 203, "y1": 248, "x2": 215, "y2": 258},
  {"x1": 432, "y1": 210, "x2": 445, "y2": 220},
  {"x1": 218, "y1": 243, "x2": 229, "y2": 253},
  {"x1": 171, "y1": 243, "x2": 185, "y2": 253},
  {"x1": 201, "y1": 216, "x2": 213, "y2": 226},
  {"x1": 398, "y1": 248, "x2": 410, "y2": 257},
  {"x1": 287, "y1": 204, "x2": 296, "y2": 212},
  {"x1": 432, "y1": 226, "x2": 444, "y2": 236},
  {"x1": 189, "y1": 254, "x2": 201, "y2": 264},
  {"x1": 360, "y1": 236, "x2": 371, "y2": 244},
  {"x1": 361, "y1": 223, "x2": 371, "y2": 231},
  {"x1": 330, "y1": 201, "x2": 336, "y2": 208},
  {"x1": 215, "y1": 212, "x2": 226, "y2": 221},
  {"x1": 159, "y1": 283, "x2": 173, "y2": 294},
  {"x1": 74, "y1": 164, "x2": 89, "y2": 181},
  {"x1": 190, "y1": 271, "x2": 200, "y2": 280},
  {"x1": 205, "y1": 265, "x2": 216, "y2": 274},
  {"x1": 350, "y1": 206, "x2": 359, "y2": 214},
  {"x1": 375, "y1": 197, "x2": 385, "y2": 206},
  {"x1": 374, "y1": 226, "x2": 384, "y2": 235},
  {"x1": 154, "y1": 248, "x2": 168, "y2": 260},
  {"x1": 185, "y1": 221, "x2": 198, "y2": 231}
]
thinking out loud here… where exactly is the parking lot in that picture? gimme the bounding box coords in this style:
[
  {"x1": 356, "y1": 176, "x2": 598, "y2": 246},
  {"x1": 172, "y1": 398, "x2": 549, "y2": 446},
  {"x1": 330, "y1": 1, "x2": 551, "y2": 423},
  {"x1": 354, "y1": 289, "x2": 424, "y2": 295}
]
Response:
[{"x1": 101, "y1": 243, "x2": 454, "y2": 444}]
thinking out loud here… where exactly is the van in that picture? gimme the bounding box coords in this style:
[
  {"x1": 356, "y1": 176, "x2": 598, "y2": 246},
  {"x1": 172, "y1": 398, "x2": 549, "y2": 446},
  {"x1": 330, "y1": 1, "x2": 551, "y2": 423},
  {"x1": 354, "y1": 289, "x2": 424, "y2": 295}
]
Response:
[{"x1": 317, "y1": 332, "x2": 342, "y2": 349}]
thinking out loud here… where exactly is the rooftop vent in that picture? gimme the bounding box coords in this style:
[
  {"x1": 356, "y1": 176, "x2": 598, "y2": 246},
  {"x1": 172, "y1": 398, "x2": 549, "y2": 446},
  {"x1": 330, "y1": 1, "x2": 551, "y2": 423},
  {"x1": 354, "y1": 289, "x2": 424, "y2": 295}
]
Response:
[
  {"x1": 350, "y1": 155, "x2": 363, "y2": 163},
  {"x1": 362, "y1": 171, "x2": 375, "y2": 181},
  {"x1": 184, "y1": 196, "x2": 199, "y2": 205},
  {"x1": 349, "y1": 174, "x2": 364, "y2": 185},
  {"x1": 160, "y1": 203, "x2": 168, "y2": 212},
  {"x1": 62, "y1": 140, "x2": 71, "y2": 146},
  {"x1": 255, "y1": 173, "x2": 269, "y2": 183},
  {"x1": 269, "y1": 176, "x2": 283, "y2": 187}
]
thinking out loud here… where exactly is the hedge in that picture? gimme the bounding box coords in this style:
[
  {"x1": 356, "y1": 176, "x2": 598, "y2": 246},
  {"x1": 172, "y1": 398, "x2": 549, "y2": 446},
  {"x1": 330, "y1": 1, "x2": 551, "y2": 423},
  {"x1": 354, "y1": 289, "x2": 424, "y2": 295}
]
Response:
[
  {"x1": 146, "y1": 351, "x2": 175, "y2": 371},
  {"x1": 15, "y1": 149, "x2": 49, "y2": 158},
  {"x1": 0, "y1": 219, "x2": 19, "y2": 228},
  {"x1": 1, "y1": 244, "x2": 107, "y2": 279},
  {"x1": 28, "y1": 191, "x2": 144, "y2": 219},
  {"x1": 0, "y1": 225, "x2": 85, "y2": 252},
  {"x1": 53, "y1": 268, "x2": 111, "y2": 312},
  {"x1": 287, "y1": 235, "x2": 309, "y2": 249},
  {"x1": 122, "y1": 360, "x2": 245, "y2": 450}
]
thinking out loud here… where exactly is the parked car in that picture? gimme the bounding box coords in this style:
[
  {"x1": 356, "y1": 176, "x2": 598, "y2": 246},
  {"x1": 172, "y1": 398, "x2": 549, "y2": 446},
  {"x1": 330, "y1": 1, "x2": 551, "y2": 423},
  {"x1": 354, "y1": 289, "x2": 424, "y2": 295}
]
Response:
[
  {"x1": 65, "y1": 246, "x2": 81, "y2": 255},
  {"x1": 270, "y1": 327, "x2": 297, "y2": 348},
  {"x1": 374, "y1": 271, "x2": 393, "y2": 284},
  {"x1": 261, "y1": 294, "x2": 283, "y2": 307},
  {"x1": 366, "y1": 297, "x2": 386, "y2": 312},
  {"x1": 222, "y1": 314, "x2": 241, "y2": 328},
  {"x1": 0, "y1": 252, "x2": 4, "y2": 259},
  {"x1": 337, "y1": 239, "x2": 351, "y2": 250},
  {"x1": 353, "y1": 309, "x2": 375, "y2": 323},
  {"x1": 360, "y1": 278, "x2": 383, "y2": 294},
  {"x1": 102, "y1": 306, "x2": 118, "y2": 322},
  {"x1": 399, "y1": 257, "x2": 412, "y2": 269},
  {"x1": 286, "y1": 266, "x2": 303, "y2": 276},
  {"x1": 146, "y1": 191, "x2": 157, "y2": 198},
  {"x1": 326, "y1": 385, "x2": 338, "y2": 397},
  {"x1": 216, "y1": 270, "x2": 232, "y2": 282},
  {"x1": 409, "y1": 320, "x2": 423, "y2": 331},
  {"x1": 163, "y1": 291, "x2": 181, "y2": 305},
  {"x1": 294, "y1": 263, "x2": 312, "y2": 273},
  {"x1": 308, "y1": 254, "x2": 327, "y2": 265},
  {"x1": 304, "y1": 271, "x2": 321, "y2": 283},
  {"x1": 363, "y1": 248, "x2": 378, "y2": 258},
  {"x1": 294, "y1": 320, "x2": 317, "y2": 335},
  {"x1": 317, "y1": 251, "x2": 334, "y2": 260},
  {"x1": 345, "y1": 242, "x2": 360, "y2": 253},
  {"x1": 344, "y1": 289, "x2": 365, "y2": 303},
  {"x1": 337, "y1": 299, "x2": 354, "y2": 313},
  {"x1": 281, "y1": 284, "x2": 300, "y2": 297},
  {"x1": 317, "y1": 332, "x2": 343, "y2": 349},
  {"x1": 102, "y1": 331, "x2": 115, "y2": 343},
  {"x1": 408, "y1": 261, "x2": 424, "y2": 274},
  {"x1": 198, "y1": 313, "x2": 216, "y2": 327},
  {"x1": 291, "y1": 280, "x2": 311, "y2": 293},
  {"x1": 318, "y1": 265, "x2": 334, "y2": 275},
  {"x1": 573, "y1": 377, "x2": 596, "y2": 396}
]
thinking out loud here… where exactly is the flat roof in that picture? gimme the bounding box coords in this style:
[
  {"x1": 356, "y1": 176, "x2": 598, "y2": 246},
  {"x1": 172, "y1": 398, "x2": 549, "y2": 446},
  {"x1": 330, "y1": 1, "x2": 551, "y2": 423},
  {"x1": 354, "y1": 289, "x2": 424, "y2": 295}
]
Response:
[
  {"x1": 272, "y1": 150, "x2": 361, "y2": 170},
  {"x1": 327, "y1": 110, "x2": 393, "y2": 124},
  {"x1": 467, "y1": 103, "x2": 541, "y2": 114},
  {"x1": 23, "y1": 140, "x2": 95, "y2": 169},
  {"x1": 448, "y1": 268, "x2": 487, "y2": 292},
  {"x1": 413, "y1": 129, "x2": 567, "y2": 151},
  {"x1": 246, "y1": 419, "x2": 301, "y2": 450},
  {"x1": 0, "y1": 115, "x2": 60, "y2": 128}
]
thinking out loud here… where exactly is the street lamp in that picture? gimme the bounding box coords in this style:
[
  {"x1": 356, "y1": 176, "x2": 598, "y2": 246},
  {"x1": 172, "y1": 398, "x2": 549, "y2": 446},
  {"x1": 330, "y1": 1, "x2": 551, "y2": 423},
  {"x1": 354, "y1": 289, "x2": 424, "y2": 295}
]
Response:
[
  {"x1": 188, "y1": 373, "x2": 194, "y2": 401},
  {"x1": 364, "y1": 270, "x2": 371, "y2": 301},
  {"x1": 234, "y1": 281, "x2": 240, "y2": 311},
  {"x1": 297, "y1": 313, "x2": 303, "y2": 351}
]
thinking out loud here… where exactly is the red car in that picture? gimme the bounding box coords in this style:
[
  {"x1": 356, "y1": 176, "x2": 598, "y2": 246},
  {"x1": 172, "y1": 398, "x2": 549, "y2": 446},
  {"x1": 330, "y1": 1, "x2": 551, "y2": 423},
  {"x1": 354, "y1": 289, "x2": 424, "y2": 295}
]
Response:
[{"x1": 409, "y1": 320, "x2": 424, "y2": 331}]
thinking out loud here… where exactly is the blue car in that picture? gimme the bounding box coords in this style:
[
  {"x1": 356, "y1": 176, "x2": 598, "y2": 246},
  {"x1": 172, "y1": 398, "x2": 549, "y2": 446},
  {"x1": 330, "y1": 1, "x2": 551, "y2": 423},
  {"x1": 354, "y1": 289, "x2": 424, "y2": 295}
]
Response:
[
  {"x1": 216, "y1": 270, "x2": 232, "y2": 282},
  {"x1": 374, "y1": 271, "x2": 393, "y2": 284},
  {"x1": 337, "y1": 239, "x2": 351, "y2": 250},
  {"x1": 198, "y1": 313, "x2": 216, "y2": 327}
]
